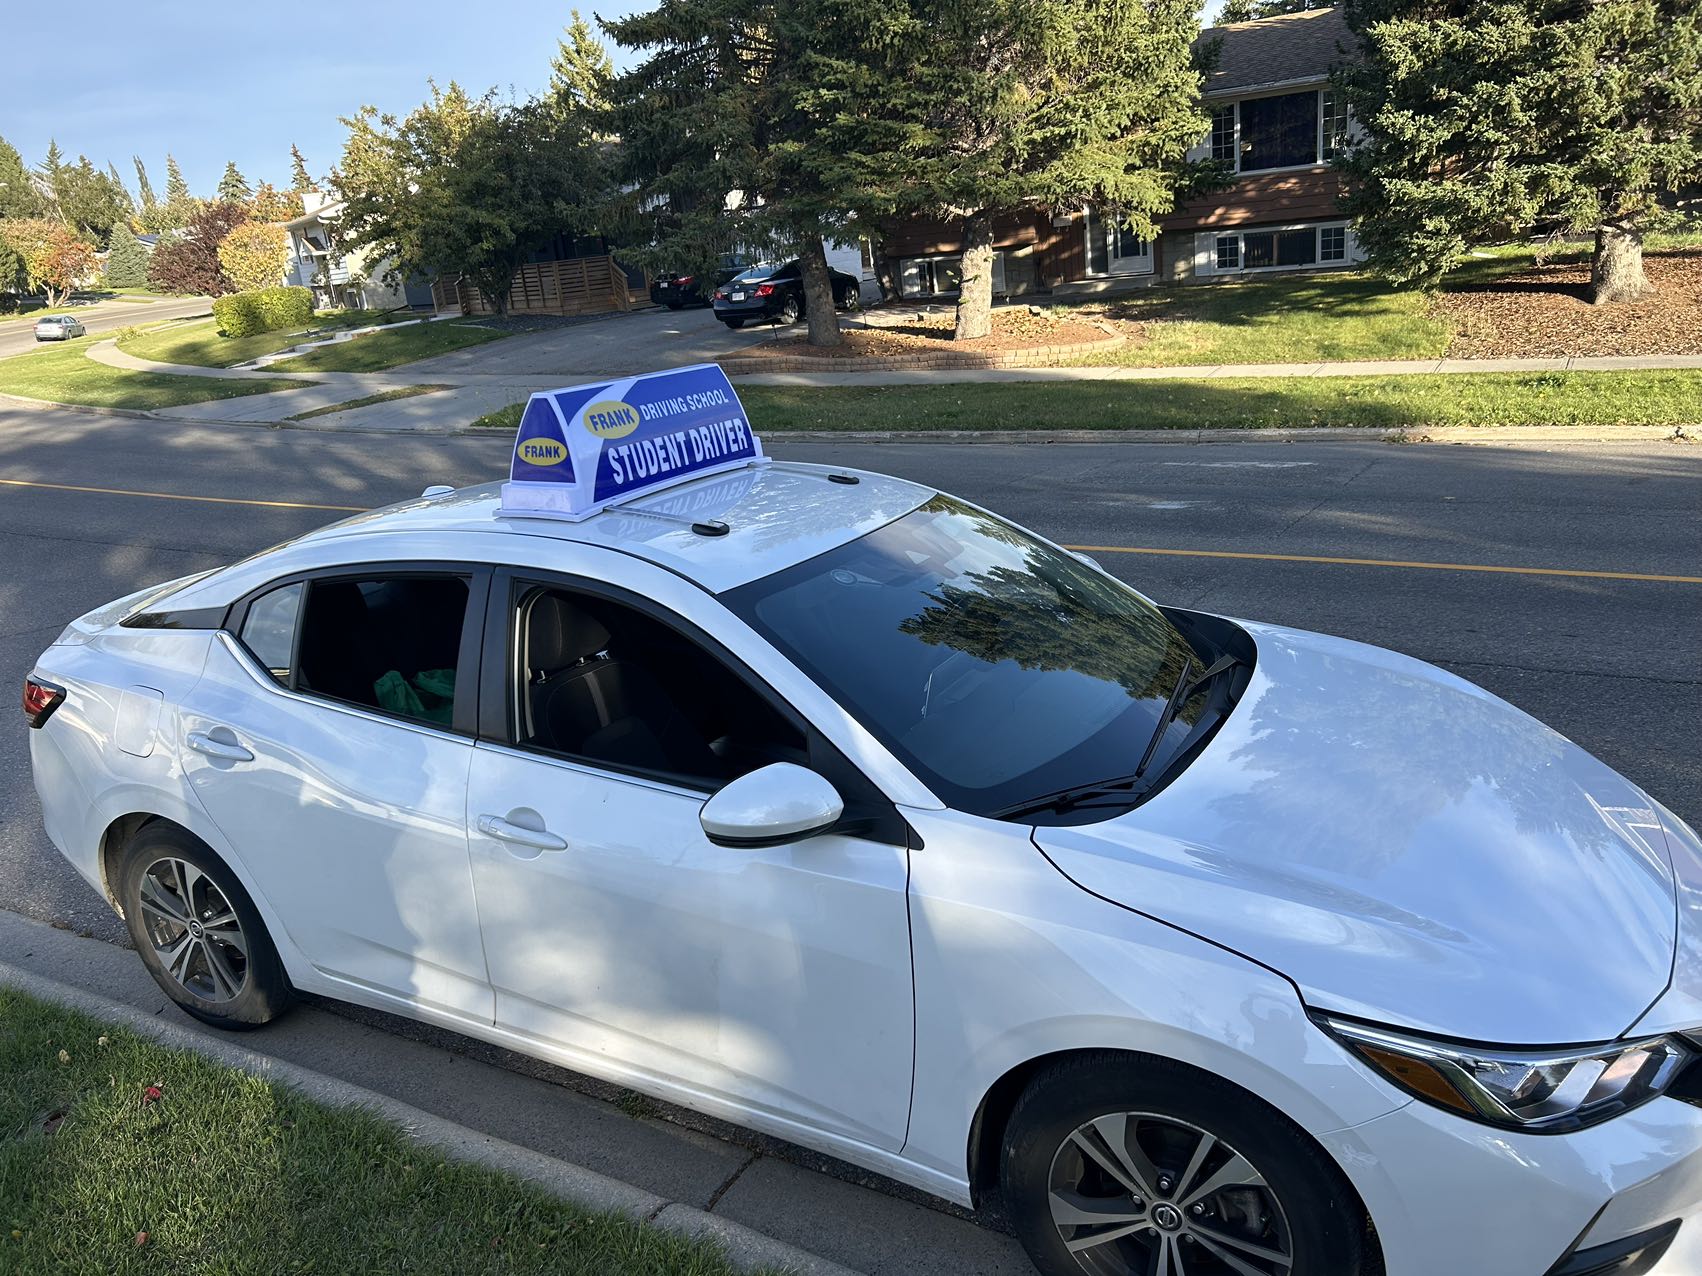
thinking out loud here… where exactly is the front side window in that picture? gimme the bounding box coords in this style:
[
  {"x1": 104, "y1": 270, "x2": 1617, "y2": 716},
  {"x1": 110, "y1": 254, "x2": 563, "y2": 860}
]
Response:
[
  {"x1": 1321, "y1": 91, "x2": 1351, "y2": 160},
  {"x1": 295, "y1": 575, "x2": 469, "y2": 727},
  {"x1": 1215, "y1": 236, "x2": 1241, "y2": 270},
  {"x1": 1243, "y1": 231, "x2": 1276, "y2": 269},
  {"x1": 727, "y1": 496, "x2": 1204, "y2": 817},
  {"x1": 238, "y1": 582, "x2": 303, "y2": 684},
  {"x1": 1237, "y1": 90, "x2": 1321, "y2": 171},
  {"x1": 1320, "y1": 225, "x2": 1348, "y2": 261},
  {"x1": 513, "y1": 586, "x2": 803, "y2": 789}
]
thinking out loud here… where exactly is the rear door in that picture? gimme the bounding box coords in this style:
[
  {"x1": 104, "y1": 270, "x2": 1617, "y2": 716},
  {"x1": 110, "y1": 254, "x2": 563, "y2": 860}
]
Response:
[{"x1": 179, "y1": 564, "x2": 494, "y2": 1021}]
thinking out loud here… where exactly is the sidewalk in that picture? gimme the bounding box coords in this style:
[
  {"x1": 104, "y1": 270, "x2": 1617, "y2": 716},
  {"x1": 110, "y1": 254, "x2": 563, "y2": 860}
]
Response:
[
  {"x1": 0, "y1": 910, "x2": 1031, "y2": 1276},
  {"x1": 82, "y1": 335, "x2": 1702, "y2": 433}
]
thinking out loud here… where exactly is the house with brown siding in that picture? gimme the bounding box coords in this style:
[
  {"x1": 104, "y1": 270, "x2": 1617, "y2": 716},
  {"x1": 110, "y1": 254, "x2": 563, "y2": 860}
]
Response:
[{"x1": 880, "y1": 6, "x2": 1363, "y2": 299}]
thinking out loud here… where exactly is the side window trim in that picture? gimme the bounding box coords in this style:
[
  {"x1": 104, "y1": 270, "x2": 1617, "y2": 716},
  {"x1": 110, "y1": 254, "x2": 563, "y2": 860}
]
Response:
[
  {"x1": 224, "y1": 561, "x2": 491, "y2": 738},
  {"x1": 479, "y1": 567, "x2": 914, "y2": 845}
]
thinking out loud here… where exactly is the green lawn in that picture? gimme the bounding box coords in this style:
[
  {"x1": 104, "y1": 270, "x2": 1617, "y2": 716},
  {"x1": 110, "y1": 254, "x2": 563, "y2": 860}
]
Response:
[
  {"x1": 478, "y1": 373, "x2": 1692, "y2": 435},
  {"x1": 1067, "y1": 271, "x2": 1453, "y2": 367},
  {"x1": 266, "y1": 321, "x2": 505, "y2": 373},
  {"x1": 289, "y1": 384, "x2": 455, "y2": 420},
  {"x1": 0, "y1": 989, "x2": 759, "y2": 1275},
  {"x1": 116, "y1": 310, "x2": 405, "y2": 369},
  {"x1": 0, "y1": 341, "x2": 304, "y2": 410}
]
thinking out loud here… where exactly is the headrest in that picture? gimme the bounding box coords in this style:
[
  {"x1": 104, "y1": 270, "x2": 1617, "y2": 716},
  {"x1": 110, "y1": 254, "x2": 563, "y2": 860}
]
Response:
[{"x1": 528, "y1": 593, "x2": 611, "y2": 670}]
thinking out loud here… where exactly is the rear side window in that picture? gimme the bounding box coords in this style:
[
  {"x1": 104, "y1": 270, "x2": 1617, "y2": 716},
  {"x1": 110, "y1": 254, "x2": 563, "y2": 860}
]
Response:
[
  {"x1": 295, "y1": 575, "x2": 470, "y2": 727},
  {"x1": 238, "y1": 582, "x2": 303, "y2": 683}
]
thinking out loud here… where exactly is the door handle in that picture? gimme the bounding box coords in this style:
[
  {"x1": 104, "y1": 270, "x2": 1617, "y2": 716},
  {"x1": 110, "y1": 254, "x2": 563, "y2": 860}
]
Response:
[
  {"x1": 186, "y1": 730, "x2": 254, "y2": 763},
  {"x1": 477, "y1": 814, "x2": 568, "y2": 852}
]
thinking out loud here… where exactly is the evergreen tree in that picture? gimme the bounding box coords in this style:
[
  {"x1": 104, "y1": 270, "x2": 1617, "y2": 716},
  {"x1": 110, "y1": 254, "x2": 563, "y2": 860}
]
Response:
[
  {"x1": 1339, "y1": 0, "x2": 1702, "y2": 303},
  {"x1": 105, "y1": 161, "x2": 135, "y2": 218},
  {"x1": 0, "y1": 134, "x2": 44, "y2": 218},
  {"x1": 39, "y1": 140, "x2": 65, "y2": 197},
  {"x1": 160, "y1": 153, "x2": 197, "y2": 229},
  {"x1": 133, "y1": 155, "x2": 157, "y2": 212},
  {"x1": 550, "y1": 9, "x2": 615, "y2": 118},
  {"x1": 164, "y1": 153, "x2": 189, "y2": 203},
  {"x1": 289, "y1": 143, "x2": 314, "y2": 192},
  {"x1": 814, "y1": 0, "x2": 1208, "y2": 339},
  {"x1": 217, "y1": 161, "x2": 252, "y2": 204},
  {"x1": 104, "y1": 222, "x2": 150, "y2": 288},
  {"x1": 605, "y1": 0, "x2": 862, "y2": 347}
]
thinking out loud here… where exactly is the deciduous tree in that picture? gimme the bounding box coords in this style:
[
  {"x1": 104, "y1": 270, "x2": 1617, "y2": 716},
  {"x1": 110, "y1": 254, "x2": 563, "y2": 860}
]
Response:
[
  {"x1": 147, "y1": 201, "x2": 249, "y2": 295},
  {"x1": 336, "y1": 82, "x2": 605, "y2": 314},
  {"x1": 1338, "y1": 0, "x2": 1702, "y2": 303},
  {"x1": 249, "y1": 181, "x2": 304, "y2": 223},
  {"x1": 133, "y1": 155, "x2": 157, "y2": 212},
  {"x1": 217, "y1": 220, "x2": 289, "y2": 291},
  {"x1": 0, "y1": 219, "x2": 99, "y2": 304},
  {"x1": 55, "y1": 156, "x2": 132, "y2": 248}
]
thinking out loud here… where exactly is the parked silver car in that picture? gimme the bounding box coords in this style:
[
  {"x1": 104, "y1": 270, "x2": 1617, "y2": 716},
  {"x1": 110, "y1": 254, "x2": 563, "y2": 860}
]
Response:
[{"x1": 33, "y1": 314, "x2": 87, "y2": 342}]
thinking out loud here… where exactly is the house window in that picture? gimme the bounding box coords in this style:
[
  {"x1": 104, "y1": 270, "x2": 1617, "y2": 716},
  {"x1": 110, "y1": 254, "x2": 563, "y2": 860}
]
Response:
[
  {"x1": 1210, "y1": 105, "x2": 1237, "y2": 164},
  {"x1": 1321, "y1": 91, "x2": 1351, "y2": 161},
  {"x1": 1238, "y1": 90, "x2": 1322, "y2": 171},
  {"x1": 900, "y1": 253, "x2": 1010, "y2": 298},
  {"x1": 1207, "y1": 223, "x2": 1349, "y2": 274}
]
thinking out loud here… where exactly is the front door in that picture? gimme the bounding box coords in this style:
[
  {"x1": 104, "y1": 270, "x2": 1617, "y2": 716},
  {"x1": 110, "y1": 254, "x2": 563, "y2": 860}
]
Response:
[
  {"x1": 180, "y1": 568, "x2": 493, "y2": 1022},
  {"x1": 464, "y1": 578, "x2": 915, "y2": 1150}
]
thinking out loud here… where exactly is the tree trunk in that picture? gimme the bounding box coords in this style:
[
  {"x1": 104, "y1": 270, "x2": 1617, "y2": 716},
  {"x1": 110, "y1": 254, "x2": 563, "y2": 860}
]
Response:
[
  {"x1": 1591, "y1": 222, "x2": 1654, "y2": 304},
  {"x1": 871, "y1": 236, "x2": 901, "y2": 303},
  {"x1": 798, "y1": 237, "x2": 842, "y2": 348},
  {"x1": 954, "y1": 210, "x2": 995, "y2": 341}
]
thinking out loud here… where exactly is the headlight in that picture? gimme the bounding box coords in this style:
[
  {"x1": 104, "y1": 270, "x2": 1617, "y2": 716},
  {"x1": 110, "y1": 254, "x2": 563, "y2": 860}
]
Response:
[{"x1": 1317, "y1": 1014, "x2": 1693, "y2": 1133}]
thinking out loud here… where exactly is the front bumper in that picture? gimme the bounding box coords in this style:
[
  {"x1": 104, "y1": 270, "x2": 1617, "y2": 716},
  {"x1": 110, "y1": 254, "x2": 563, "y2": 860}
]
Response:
[{"x1": 1320, "y1": 1092, "x2": 1702, "y2": 1276}]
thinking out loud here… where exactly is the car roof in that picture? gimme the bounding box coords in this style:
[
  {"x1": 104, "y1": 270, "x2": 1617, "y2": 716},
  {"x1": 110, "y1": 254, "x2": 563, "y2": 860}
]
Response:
[{"x1": 214, "y1": 462, "x2": 934, "y2": 598}]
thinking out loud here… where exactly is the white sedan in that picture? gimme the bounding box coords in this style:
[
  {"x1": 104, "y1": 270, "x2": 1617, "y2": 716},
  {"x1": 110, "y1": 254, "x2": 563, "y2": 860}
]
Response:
[
  {"x1": 26, "y1": 407, "x2": 1702, "y2": 1276},
  {"x1": 33, "y1": 314, "x2": 87, "y2": 341}
]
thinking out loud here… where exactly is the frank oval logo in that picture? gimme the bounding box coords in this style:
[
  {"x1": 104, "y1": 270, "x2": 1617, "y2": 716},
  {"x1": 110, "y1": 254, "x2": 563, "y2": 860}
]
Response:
[
  {"x1": 516, "y1": 436, "x2": 568, "y2": 467},
  {"x1": 582, "y1": 399, "x2": 640, "y2": 440}
]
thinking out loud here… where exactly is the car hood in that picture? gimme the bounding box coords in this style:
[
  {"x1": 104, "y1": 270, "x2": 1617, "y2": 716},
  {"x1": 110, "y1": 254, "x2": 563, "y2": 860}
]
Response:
[{"x1": 1034, "y1": 620, "x2": 1676, "y2": 1045}]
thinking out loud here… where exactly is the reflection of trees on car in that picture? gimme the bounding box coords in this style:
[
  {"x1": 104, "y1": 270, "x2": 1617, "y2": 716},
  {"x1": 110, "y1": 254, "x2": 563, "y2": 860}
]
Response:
[{"x1": 898, "y1": 551, "x2": 1193, "y2": 712}]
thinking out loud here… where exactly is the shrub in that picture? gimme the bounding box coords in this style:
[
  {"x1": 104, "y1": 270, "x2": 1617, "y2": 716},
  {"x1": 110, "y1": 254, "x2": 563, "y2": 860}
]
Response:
[
  {"x1": 146, "y1": 201, "x2": 250, "y2": 296},
  {"x1": 213, "y1": 286, "x2": 314, "y2": 338},
  {"x1": 217, "y1": 222, "x2": 289, "y2": 292}
]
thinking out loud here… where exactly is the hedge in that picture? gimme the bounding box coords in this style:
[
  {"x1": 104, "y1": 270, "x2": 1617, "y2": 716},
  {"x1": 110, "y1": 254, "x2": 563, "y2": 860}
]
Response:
[{"x1": 212, "y1": 286, "x2": 314, "y2": 338}]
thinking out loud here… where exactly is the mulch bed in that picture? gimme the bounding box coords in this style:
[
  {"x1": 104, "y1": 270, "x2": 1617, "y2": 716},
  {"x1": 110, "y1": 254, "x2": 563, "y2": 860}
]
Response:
[
  {"x1": 1436, "y1": 249, "x2": 1702, "y2": 358},
  {"x1": 744, "y1": 307, "x2": 1111, "y2": 360}
]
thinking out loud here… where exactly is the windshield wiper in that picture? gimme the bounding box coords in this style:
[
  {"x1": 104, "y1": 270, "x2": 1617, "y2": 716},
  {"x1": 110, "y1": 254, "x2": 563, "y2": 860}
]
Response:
[
  {"x1": 992, "y1": 651, "x2": 1251, "y2": 824},
  {"x1": 1131, "y1": 650, "x2": 1248, "y2": 782}
]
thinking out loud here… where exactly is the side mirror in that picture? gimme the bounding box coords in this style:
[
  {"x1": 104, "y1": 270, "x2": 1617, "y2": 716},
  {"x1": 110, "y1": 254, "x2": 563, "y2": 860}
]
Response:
[{"x1": 700, "y1": 762, "x2": 845, "y2": 849}]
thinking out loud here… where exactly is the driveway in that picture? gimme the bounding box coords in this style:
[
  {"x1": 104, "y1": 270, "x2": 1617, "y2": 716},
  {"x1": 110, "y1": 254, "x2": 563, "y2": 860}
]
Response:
[
  {"x1": 406, "y1": 305, "x2": 783, "y2": 378},
  {"x1": 0, "y1": 293, "x2": 212, "y2": 360}
]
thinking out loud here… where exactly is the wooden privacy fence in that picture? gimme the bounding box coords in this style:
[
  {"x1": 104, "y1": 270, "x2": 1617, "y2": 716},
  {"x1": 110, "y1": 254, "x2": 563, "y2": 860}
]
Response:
[{"x1": 432, "y1": 254, "x2": 642, "y2": 317}]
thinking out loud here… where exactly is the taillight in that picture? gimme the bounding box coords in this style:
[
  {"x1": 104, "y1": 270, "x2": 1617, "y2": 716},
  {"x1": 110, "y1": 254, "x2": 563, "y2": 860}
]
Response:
[
  {"x1": 23, "y1": 676, "x2": 65, "y2": 728},
  {"x1": 677, "y1": 275, "x2": 694, "y2": 285},
  {"x1": 754, "y1": 283, "x2": 775, "y2": 297}
]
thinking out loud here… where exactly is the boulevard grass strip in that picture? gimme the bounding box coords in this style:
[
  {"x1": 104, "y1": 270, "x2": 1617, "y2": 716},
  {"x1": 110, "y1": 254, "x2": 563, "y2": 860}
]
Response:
[
  {"x1": 0, "y1": 988, "x2": 769, "y2": 1276},
  {"x1": 116, "y1": 310, "x2": 407, "y2": 369},
  {"x1": 288, "y1": 384, "x2": 456, "y2": 421},
  {"x1": 472, "y1": 371, "x2": 1702, "y2": 434},
  {"x1": 0, "y1": 340, "x2": 305, "y2": 410},
  {"x1": 266, "y1": 321, "x2": 506, "y2": 373}
]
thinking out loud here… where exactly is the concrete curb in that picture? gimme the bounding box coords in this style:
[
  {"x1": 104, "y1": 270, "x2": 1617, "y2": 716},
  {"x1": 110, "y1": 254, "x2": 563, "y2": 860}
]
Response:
[{"x1": 0, "y1": 960, "x2": 865, "y2": 1276}]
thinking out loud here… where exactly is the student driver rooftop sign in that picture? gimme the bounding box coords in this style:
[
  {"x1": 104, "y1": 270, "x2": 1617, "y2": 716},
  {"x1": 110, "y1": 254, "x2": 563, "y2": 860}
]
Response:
[{"x1": 500, "y1": 363, "x2": 765, "y2": 521}]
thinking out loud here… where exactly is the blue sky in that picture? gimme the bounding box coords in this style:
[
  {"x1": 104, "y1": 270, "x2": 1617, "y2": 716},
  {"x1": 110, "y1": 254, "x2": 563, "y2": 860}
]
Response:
[
  {"x1": 1, "y1": 1, "x2": 652, "y2": 197},
  {"x1": 3, "y1": 1, "x2": 1225, "y2": 201}
]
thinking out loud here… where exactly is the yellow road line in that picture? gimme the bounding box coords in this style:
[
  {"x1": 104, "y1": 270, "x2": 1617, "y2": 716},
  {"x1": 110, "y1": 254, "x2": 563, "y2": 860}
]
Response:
[
  {"x1": 0, "y1": 477, "x2": 365, "y2": 513},
  {"x1": 1066, "y1": 544, "x2": 1702, "y2": 585},
  {"x1": 2, "y1": 476, "x2": 1692, "y2": 584}
]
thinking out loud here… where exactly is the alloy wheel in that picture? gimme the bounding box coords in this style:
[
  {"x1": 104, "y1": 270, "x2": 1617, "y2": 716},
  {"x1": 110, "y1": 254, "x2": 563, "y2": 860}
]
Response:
[
  {"x1": 1047, "y1": 1111, "x2": 1294, "y2": 1276},
  {"x1": 136, "y1": 857, "x2": 250, "y2": 1003}
]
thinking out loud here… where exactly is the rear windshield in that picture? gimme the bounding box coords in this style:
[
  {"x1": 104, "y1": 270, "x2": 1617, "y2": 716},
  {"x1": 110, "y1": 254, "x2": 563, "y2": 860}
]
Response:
[{"x1": 724, "y1": 495, "x2": 1200, "y2": 815}]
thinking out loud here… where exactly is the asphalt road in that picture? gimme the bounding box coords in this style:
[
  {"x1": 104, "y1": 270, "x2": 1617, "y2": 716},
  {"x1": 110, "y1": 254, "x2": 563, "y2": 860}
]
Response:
[{"x1": 0, "y1": 293, "x2": 213, "y2": 360}]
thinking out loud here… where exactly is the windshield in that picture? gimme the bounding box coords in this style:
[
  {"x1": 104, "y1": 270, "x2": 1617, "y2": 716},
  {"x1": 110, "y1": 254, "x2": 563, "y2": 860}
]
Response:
[{"x1": 725, "y1": 495, "x2": 1204, "y2": 817}]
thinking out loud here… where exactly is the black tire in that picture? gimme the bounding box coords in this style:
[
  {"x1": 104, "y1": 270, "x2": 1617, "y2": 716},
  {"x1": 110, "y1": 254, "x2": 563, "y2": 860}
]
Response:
[
  {"x1": 778, "y1": 294, "x2": 802, "y2": 325},
  {"x1": 1001, "y1": 1053, "x2": 1365, "y2": 1276},
  {"x1": 839, "y1": 286, "x2": 861, "y2": 312},
  {"x1": 666, "y1": 302, "x2": 684, "y2": 311},
  {"x1": 720, "y1": 317, "x2": 746, "y2": 330},
  {"x1": 117, "y1": 823, "x2": 294, "y2": 1030}
]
